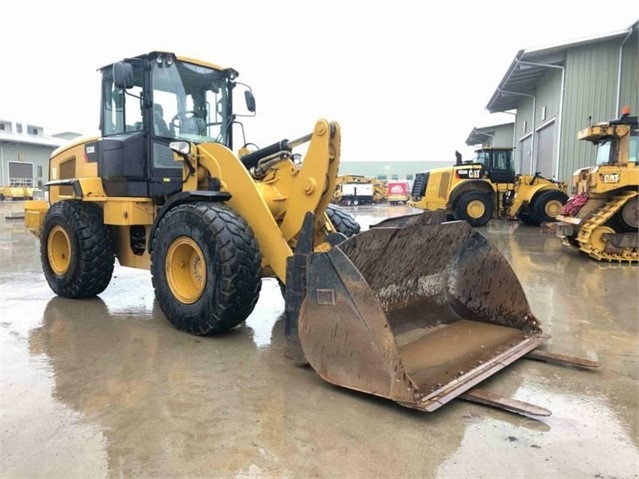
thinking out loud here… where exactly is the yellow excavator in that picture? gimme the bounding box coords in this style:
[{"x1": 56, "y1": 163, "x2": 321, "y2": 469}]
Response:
[
  {"x1": 554, "y1": 108, "x2": 638, "y2": 262},
  {"x1": 408, "y1": 148, "x2": 568, "y2": 227},
  {"x1": 24, "y1": 52, "x2": 595, "y2": 415}
]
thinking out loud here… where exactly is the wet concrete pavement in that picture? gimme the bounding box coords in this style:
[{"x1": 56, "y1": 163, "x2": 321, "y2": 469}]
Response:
[{"x1": 1, "y1": 201, "x2": 637, "y2": 479}]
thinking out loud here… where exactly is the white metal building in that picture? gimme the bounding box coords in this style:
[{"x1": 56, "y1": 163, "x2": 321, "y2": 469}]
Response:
[{"x1": 0, "y1": 120, "x2": 79, "y2": 190}]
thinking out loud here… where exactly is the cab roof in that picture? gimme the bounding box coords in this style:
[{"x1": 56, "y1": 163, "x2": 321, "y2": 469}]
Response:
[{"x1": 98, "y1": 51, "x2": 233, "y2": 75}]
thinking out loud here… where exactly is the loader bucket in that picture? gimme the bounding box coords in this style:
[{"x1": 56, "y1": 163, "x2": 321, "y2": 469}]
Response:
[
  {"x1": 290, "y1": 216, "x2": 545, "y2": 412},
  {"x1": 369, "y1": 209, "x2": 447, "y2": 228}
]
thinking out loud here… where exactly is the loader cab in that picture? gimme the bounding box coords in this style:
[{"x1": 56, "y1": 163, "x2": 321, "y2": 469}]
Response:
[
  {"x1": 471, "y1": 148, "x2": 516, "y2": 184},
  {"x1": 97, "y1": 51, "x2": 254, "y2": 200}
]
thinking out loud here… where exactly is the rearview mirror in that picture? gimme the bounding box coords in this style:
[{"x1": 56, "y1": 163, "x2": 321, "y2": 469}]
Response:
[
  {"x1": 113, "y1": 62, "x2": 134, "y2": 89},
  {"x1": 244, "y1": 90, "x2": 256, "y2": 113}
]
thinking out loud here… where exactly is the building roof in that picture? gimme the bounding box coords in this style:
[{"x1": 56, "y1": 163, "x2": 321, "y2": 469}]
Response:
[
  {"x1": 0, "y1": 131, "x2": 70, "y2": 148},
  {"x1": 486, "y1": 21, "x2": 638, "y2": 113},
  {"x1": 465, "y1": 122, "x2": 514, "y2": 146}
]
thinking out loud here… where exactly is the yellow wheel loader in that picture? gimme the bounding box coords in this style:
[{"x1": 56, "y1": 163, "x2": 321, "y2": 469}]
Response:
[
  {"x1": 24, "y1": 52, "x2": 595, "y2": 415},
  {"x1": 408, "y1": 148, "x2": 568, "y2": 227},
  {"x1": 554, "y1": 108, "x2": 638, "y2": 263}
]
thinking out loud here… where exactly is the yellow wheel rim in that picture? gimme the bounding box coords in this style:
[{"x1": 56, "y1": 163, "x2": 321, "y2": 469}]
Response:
[
  {"x1": 545, "y1": 199, "x2": 563, "y2": 218},
  {"x1": 47, "y1": 225, "x2": 71, "y2": 275},
  {"x1": 467, "y1": 200, "x2": 486, "y2": 219},
  {"x1": 166, "y1": 237, "x2": 206, "y2": 304},
  {"x1": 590, "y1": 226, "x2": 615, "y2": 251}
]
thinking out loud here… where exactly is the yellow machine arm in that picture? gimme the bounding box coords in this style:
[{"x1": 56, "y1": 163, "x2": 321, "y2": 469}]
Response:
[{"x1": 191, "y1": 119, "x2": 341, "y2": 281}]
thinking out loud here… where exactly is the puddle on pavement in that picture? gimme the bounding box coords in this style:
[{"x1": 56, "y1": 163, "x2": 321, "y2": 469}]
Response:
[
  {"x1": 1, "y1": 202, "x2": 637, "y2": 479},
  {"x1": 437, "y1": 383, "x2": 638, "y2": 479},
  {"x1": 244, "y1": 278, "x2": 284, "y2": 349}
]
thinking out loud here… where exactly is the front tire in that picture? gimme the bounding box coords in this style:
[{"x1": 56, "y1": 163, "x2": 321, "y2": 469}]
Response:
[
  {"x1": 40, "y1": 200, "x2": 114, "y2": 298},
  {"x1": 150, "y1": 203, "x2": 262, "y2": 335},
  {"x1": 531, "y1": 190, "x2": 568, "y2": 224},
  {"x1": 326, "y1": 203, "x2": 361, "y2": 237},
  {"x1": 454, "y1": 192, "x2": 493, "y2": 227}
]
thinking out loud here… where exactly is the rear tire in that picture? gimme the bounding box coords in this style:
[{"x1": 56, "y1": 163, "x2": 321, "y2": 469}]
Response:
[
  {"x1": 150, "y1": 203, "x2": 262, "y2": 335},
  {"x1": 454, "y1": 192, "x2": 493, "y2": 227},
  {"x1": 40, "y1": 200, "x2": 114, "y2": 298},
  {"x1": 326, "y1": 203, "x2": 361, "y2": 237},
  {"x1": 530, "y1": 190, "x2": 568, "y2": 224}
]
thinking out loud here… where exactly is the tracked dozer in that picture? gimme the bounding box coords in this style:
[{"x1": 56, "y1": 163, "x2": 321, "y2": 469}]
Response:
[
  {"x1": 24, "y1": 52, "x2": 593, "y2": 416},
  {"x1": 554, "y1": 108, "x2": 638, "y2": 263}
]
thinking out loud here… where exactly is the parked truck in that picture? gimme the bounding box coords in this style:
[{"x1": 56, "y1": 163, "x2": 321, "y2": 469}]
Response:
[
  {"x1": 332, "y1": 175, "x2": 386, "y2": 204},
  {"x1": 340, "y1": 182, "x2": 374, "y2": 205},
  {"x1": 387, "y1": 180, "x2": 410, "y2": 204}
]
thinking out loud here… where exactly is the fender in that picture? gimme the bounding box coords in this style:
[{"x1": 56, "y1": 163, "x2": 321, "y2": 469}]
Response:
[
  {"x1": 147, "y1": 190, "x2": 232, "y2": 253},
  {"x1": 449, "y1": 180, "x2": 495, "y2": 207},
  {"x1": 509, "y1": 182, "x2": 563, "y2": 216}
]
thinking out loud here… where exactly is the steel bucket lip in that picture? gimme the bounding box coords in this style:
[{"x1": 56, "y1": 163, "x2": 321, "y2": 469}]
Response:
[{"x1": 405, "y1": 334, "x2": 548, "y2": 412}]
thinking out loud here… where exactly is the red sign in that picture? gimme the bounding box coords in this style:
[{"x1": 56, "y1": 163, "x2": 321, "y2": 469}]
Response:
[{"x1": 387, "y1": 181, "x2": 408, "y2": 197}]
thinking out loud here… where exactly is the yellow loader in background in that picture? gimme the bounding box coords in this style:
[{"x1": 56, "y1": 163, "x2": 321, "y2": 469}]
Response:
[
  {"x1": 25, "y1": 52, "x2": 595, "y2": 415},
  {"x1": 0, "y1": 185, "x2": 36, "y2": 201},
  {"x1": 409, "y1": 148, "x2": 568, "y2": 227},
  {"x1": 554, "y1": 108, "x2": 638, "y2": 263}
]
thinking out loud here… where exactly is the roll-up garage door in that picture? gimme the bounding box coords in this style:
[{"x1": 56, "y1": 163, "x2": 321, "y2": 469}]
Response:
[
  {"x1": 8, "y1": 162, "x2": 34, "y2": 186},
  {"x1": 535, "y1": 122, "x2": 555, "y2": 178},
  {"x1": 518, "y1": 135, "x2": 532, "y2": 174}
]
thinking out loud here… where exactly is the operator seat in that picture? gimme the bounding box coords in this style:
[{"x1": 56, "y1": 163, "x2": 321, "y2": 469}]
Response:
[
  {"x1": 179, "y1": 115, "x2": 205, "y2": 135},
  {"x1": 153, "y1": 104, "x2": 171, "y2": 137}
]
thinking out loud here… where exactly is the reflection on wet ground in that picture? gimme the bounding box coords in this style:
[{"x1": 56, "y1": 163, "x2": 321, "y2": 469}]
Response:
[{"x1": 1, "y1": 202, "x2": 637, "y2": 479}]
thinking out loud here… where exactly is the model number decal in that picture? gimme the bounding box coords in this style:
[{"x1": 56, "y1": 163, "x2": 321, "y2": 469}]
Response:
[
  {"x1": 316, "y1": 289, "x2": 336, "y2": 305},
  {"x1": 84, "y1": 143, "x2": 98, "y2": 163}
]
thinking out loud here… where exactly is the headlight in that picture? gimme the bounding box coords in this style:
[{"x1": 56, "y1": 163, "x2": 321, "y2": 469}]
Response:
[{"x1": 169, "y1": 141, "x2": 191, "y2": 155}]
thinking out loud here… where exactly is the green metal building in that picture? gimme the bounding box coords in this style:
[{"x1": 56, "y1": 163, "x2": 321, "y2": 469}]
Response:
[
  {"x1": 485, "y1": 20, "x2": 638, "y2": 183},
  {"x1": 348, "y1": 22, "x2": 638, "y2": 185},
  {"x1": 465, "y1": 122, "x2": 515, "y2": 150}
]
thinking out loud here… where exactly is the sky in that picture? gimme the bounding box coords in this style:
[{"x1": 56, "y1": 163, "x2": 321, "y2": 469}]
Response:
[{"x1": 0, "y1": 0, "x2": 636, "y2": 163}]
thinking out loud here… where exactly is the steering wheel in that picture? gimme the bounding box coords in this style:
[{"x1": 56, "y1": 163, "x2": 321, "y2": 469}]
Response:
[{"x1": 170, "y1": 111, "x2": 196, "y2": 129}]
